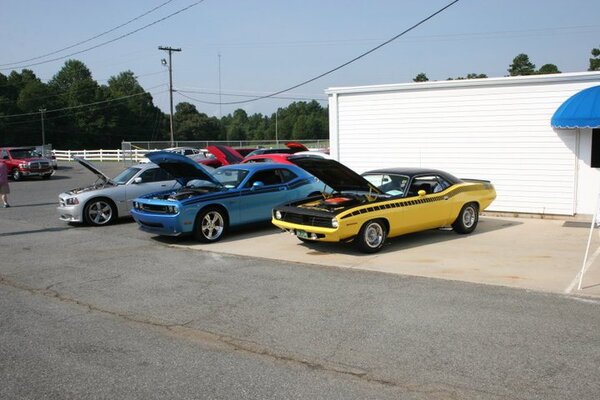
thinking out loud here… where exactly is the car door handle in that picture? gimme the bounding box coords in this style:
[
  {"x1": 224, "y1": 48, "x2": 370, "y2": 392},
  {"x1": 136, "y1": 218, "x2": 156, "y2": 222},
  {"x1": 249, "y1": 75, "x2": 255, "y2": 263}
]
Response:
[
  {"x1": 279, "y1": 186, "x2": 287, "y2": 191},
  {"x1": 444, "y1": 196, "x2": 449, "y2": 200}
]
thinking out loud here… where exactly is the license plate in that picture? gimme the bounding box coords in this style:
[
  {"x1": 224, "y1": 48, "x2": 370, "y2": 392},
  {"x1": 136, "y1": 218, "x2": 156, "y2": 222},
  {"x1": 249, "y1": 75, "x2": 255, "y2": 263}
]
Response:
[{"x1": 295, "y1": 230, "x2": 309, "y2": 239}]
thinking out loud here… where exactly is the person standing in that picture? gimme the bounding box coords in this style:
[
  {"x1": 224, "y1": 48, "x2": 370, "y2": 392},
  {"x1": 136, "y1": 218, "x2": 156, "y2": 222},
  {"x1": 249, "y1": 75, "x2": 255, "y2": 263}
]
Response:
[{"x1": 0, "y1": 161, "x2": 10, "y2": 207}]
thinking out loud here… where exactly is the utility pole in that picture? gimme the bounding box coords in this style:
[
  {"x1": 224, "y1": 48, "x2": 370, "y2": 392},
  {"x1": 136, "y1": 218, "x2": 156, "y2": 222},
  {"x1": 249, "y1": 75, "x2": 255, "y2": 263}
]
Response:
[
  {"x1": 159, "y1": 46, "x2": 181, "y2": 146},
  {"x1": 218, "y1": 53, "x2": 222, "y2": 118},
  {"x1": 39, "y1": 108, "x2": 46, "y2": 147}
]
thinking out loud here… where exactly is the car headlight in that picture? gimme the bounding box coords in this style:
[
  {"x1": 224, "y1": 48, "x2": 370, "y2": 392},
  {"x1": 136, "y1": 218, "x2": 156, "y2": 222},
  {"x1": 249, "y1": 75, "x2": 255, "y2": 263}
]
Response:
[
  {"x1": 166, "y1": 205, "x2": 178, "y2": 214},
  {"x1": 133, "y1": 201, "x2": 139, "y2": 209},
  {"x1": 274, "y1": 210, "x2": 282, "y2": 220},
  {"x1": 19, "y1": 163, "x2": 29, "y2": 169},
  {"x1": 331, "y1": 218, "x2": 339, "y2": 228},
  {"x1": 65, "y1": 197, "x2": 79, "y2": 205}
]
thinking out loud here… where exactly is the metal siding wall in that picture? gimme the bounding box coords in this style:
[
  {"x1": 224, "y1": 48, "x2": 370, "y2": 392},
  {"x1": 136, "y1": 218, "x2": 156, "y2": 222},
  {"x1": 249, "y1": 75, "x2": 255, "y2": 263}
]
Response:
[{"x1": 331, "y1": 81, "x2": 600, "y2": 215}]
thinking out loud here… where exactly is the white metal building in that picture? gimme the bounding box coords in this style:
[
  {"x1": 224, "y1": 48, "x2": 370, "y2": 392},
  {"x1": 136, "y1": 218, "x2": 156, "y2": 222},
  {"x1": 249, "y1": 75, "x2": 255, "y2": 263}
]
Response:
[{"x1": 327, "y1": 72, "x2": 600, "y2": 216}]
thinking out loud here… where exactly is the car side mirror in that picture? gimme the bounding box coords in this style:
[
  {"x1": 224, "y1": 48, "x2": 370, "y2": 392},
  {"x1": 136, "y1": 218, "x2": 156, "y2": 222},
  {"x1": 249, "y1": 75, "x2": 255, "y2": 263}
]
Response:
[
  {"x1": 417, "y1": 189, "x2": 427, "y2": 197},
  {"x1": 251, "y1": 181, "x2": 264, "y2": 190},
  {"x1": 2, "y1": 156, "x2": 8, "y2": 160},
  {"x1": 133, "y1": 177, "x2": 143, "y2": 184}
]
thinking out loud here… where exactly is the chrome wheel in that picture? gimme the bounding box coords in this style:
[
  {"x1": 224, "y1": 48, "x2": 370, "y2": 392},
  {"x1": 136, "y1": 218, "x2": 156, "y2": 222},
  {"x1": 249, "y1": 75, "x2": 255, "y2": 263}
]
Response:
[
  {"x1": 452, "y1": 203, "x2": 479, "y2": 234},
  {"x1": 194, "y1": 208, "x2": 227, "y2": 242},
  {"x1": 85, "y1": 200, "x2": 115, "y2": 226},
  {"x1": 365, "y1": 222, "x2": 384, "y2": 248},
  {"x1": 355, "y1": 219, "x2": 387, "y2": 253},
  {"x1": 462, "y1": 205, "x2": 477, "y2": 228}
]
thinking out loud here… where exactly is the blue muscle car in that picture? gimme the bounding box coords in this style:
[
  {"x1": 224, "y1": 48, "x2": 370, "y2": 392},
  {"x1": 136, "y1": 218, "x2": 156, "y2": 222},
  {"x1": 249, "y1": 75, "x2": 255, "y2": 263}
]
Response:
[{"x1": 130, "y1": 151, "x2": 324, "y2": 242}]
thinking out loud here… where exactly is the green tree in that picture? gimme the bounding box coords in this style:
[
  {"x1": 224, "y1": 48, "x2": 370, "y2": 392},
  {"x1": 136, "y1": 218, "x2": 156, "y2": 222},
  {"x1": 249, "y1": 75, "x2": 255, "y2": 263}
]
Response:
[
  {"x1": 508, "y1": 54, "x2": 536, "y2": 76},
  {"x1": 537, "y1": 64, "x2": 561, "y2": 74},
  {"x1": 413, "y1": 73, "x2": 429, "y2": 82},
  {"x1": 589, "y1": 47, "x2": 600, "y2": 71}
]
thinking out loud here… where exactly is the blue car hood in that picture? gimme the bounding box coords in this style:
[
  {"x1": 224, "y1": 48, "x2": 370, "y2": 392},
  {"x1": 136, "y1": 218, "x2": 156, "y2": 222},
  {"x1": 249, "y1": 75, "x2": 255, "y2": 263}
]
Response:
[{"x1": 146, "y1": 151, "x2": 221, "y2": 187}]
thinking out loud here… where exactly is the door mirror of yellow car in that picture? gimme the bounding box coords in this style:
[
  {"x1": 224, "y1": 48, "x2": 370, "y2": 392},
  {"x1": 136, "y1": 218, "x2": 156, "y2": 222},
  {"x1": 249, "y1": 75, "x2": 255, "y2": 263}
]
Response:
[{"x1": 418, "y1": 189, "x2": 427, "y2": 197}]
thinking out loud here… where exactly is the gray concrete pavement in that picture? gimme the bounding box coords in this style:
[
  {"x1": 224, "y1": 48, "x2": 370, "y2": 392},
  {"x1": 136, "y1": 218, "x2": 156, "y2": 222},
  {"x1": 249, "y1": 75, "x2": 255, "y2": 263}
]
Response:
[{"x1": 174, "y1": 213, "x2": 600, "y2": 298}]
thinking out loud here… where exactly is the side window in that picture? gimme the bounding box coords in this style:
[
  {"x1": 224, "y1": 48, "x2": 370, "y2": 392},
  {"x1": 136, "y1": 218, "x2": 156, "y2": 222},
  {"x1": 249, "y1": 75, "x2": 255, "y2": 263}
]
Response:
[
  {"x1": 138, "y1": 168, "x2": 162, "y2": 183},
  {"x1": 277, "y1": 168, "x2": 298, "y2": 183},
  {"x1": 408, "y1": 175, "x2": 451, "y2": 196},
  {"x1": 154, "y1": 168, "x2": 173, "y2": 182},
  {"x1": 245, "y1": 170, "x2": 282, "y2": 187}
]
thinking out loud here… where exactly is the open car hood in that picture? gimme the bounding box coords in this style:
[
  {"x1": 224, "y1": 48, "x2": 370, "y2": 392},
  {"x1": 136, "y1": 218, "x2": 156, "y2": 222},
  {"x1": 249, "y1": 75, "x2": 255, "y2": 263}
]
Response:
[
  {"x1": 75, "y1": 157, "x2": 112, "y2": 184},
  {"x1": 285, "y1": 141, "x2": 308, "y2": 152},
  {"x1": 206, "y1": 145, "x2": 244, "y2": 166},
  {"x1": 288, "y1": 156, "x2": 382, "y2": 194},
  {"x1": 146, "y1": 151, "x2": 221, "y2": 186}
]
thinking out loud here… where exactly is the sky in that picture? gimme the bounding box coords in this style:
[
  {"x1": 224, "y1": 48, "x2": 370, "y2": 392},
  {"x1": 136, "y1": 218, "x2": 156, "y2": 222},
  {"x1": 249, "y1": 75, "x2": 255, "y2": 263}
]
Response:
[{"x1": 2, "y1": 0, "x2": 599, "y2": 118}]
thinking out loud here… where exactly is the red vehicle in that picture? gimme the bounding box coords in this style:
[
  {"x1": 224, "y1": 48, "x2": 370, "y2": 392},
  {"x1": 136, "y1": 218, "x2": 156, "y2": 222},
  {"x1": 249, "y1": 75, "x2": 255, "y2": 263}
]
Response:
[
  {"x1": 205, "y1": 142, "x2": 309, "y2": 167},
  {"x1": 0, "y1": 147, "x2": 54, "y2": 180}
]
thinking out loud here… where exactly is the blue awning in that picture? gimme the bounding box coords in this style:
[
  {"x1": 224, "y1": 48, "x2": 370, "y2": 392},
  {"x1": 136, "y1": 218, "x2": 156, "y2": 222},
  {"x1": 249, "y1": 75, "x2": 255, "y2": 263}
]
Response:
[{"x1": 551, "y1": 85, "x2": 600, "y2": 129}]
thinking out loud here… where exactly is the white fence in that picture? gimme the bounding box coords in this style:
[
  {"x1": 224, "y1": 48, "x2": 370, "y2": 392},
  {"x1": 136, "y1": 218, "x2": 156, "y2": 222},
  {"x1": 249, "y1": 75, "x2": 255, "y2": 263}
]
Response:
[{"x1": 54, "y1": 149, "x2": 150, "y2": 163}]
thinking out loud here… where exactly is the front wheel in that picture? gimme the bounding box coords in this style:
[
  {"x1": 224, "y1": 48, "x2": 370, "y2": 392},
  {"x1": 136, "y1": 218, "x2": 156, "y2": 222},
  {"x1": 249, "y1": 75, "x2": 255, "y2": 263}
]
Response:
[
  {"x1": 194, "y1": 207, "x2": 227, "y2": 243},
  {"x1": 42, "y1": 174, "x2": 52, "y2": 180},
  {"x1": 84, "y1": 198, "x2": 116, "y2": 226},
  {"x1": 12, "y1": 168, "x2": 22, "y2": 181},
  {"x1": 452, "y1": 203, "x2": 479, "y2": 234},
  {"x1": 354, "y1": 219, "x2": 387, "y2": 253}
]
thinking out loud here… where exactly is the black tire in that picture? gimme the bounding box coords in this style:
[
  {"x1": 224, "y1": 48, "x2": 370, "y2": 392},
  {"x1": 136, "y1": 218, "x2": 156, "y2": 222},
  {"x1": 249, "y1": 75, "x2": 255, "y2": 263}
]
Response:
[
  {"x1": 84, "y1": 198, "x2": 117, "y2": 226},
  {"x1": 354, "y1": 219, "x2": 387, "y2": 253},
  {"x1": 193, "y1": 207, "x2": 227, "y2": 243},
  {"x1": 12, "y1": 168, "x2": 22, "y2": 181},
  {"x1": 452, "y1": 203, "x2": 479, "y2": 234},
  {"x1": 42, "y1": 174, "x2": 52, "y2": 180}
]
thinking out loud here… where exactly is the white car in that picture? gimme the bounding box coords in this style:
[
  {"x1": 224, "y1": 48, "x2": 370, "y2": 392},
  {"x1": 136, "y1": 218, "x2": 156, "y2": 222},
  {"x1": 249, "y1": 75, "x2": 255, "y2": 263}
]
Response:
[{"x1": 57, "y1": 158, "x2": 179, "y2": 226}]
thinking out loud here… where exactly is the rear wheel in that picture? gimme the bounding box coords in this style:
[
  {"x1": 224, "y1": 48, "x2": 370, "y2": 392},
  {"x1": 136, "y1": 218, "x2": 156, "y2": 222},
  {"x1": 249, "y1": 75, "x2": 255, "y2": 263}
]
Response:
[
  {"x1": 12, "y1": 168, "x2": 22, "y2": 181},
  {"x1": 194, "y1": 207, "x2": 227, "y2": 243},
  {"x1": 452, "y1": 203, "x2": 479, "y2": 234},
  {"x1": 84, "y1": 198, "x2": 116, "y2": 226},
  {"x1": 354, "y1": 219, "x2": 387, "y2": 253}
]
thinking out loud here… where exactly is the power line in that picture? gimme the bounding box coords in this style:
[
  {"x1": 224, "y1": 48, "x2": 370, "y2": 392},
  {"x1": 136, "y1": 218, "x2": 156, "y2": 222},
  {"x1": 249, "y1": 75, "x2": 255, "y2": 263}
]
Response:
[
  {"x1": 0, "y1": 0, "x2": 176, "y2": 67},
  {"x1": 215, "y1": 0, "x2": 460, "y2": 106},
  {"x1": 0, "y1": 0, "x2": 206, "y2": 71},
  {"x1": 176, "y1": 90, "x2": 327, "y2": 104}
]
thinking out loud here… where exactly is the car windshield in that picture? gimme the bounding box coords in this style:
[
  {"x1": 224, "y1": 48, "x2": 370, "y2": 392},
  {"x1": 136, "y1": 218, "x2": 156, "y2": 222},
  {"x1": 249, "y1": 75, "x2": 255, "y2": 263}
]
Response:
[
  {"x1": 363, "y1": 173, "x2": 409, "y2": 196},
  {"x1": 212, "y1": 168, "x2": 249, "y2": 188},
  {"x1": 9, "y1": 149, "x2": 38, "y2": 158},
  {"x1": 112, "y1": 167, "x2": 141, "y2": 184}
]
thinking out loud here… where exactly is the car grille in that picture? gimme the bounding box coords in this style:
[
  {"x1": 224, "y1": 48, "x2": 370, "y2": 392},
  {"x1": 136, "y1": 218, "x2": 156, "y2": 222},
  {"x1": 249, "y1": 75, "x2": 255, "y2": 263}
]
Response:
[
  {"x1": 30, "y1": 161, "x2": 50, "y2": 170},
  {"x1": 138, "y1": 203, "x2": 170, "y2": 214},
  {"x1": 279, "y1": 212, "x2": 333, "y2": 228}
]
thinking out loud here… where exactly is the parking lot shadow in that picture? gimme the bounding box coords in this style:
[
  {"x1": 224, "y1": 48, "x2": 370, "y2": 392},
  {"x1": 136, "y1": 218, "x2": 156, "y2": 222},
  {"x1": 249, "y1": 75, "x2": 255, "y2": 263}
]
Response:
[{"x1": 292, "y1": 217, "x2": 522, "y2": 256}]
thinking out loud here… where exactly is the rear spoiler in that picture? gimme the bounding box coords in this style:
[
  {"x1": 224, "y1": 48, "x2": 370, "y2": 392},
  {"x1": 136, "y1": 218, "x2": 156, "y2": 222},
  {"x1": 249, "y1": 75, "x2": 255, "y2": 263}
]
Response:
[{"x1": 461, "y1": 178, "x2": 491, "y2": 183}]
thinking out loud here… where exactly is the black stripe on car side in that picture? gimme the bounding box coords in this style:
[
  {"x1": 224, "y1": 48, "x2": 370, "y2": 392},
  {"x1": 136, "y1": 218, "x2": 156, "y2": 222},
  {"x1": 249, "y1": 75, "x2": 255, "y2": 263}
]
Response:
[{"x1": 340, "y1": 184, "x2": 488, "y2": 220}]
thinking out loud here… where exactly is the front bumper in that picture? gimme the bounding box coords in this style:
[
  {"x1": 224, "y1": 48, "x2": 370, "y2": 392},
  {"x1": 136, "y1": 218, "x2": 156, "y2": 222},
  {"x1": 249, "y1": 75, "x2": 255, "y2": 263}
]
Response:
[
  {"x1": 57, "y1": 205, "x2": 83, "y2": 223},
  {"x1": 271, "y1": 218, "x2": 349, "y2": 242},
  {"x1": 21, "y1": 168, "x2": 54, "y2": 177},
  {"x1": 131, "y1": 208, "x2": 190, "y2": 236}
]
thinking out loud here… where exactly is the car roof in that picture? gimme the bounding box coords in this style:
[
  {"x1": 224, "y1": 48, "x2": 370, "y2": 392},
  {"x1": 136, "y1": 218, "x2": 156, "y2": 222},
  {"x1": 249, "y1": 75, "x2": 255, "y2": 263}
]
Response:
[{"x1": 363, "y1": 167, "x2": 461, "y2": 182}]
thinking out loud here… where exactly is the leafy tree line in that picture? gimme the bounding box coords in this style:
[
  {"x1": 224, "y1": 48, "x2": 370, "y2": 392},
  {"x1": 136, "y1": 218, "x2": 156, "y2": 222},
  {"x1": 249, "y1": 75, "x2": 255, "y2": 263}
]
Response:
[
  {"x1": 2, "y1": 47, "x2": 598, "y2": 149},
  {"x1": 413, "y1": 48, "x2": 600, "y2": 82},
  {"x1": 0, "y1": 59, "x2": 328, "y2": 149}
]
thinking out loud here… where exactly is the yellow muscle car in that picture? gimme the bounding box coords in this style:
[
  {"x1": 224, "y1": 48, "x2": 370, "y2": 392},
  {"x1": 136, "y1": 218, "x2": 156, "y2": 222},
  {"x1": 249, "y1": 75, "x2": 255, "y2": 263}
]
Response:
[{"x1": 272, "y1": 157, "x2": 496, "y2": 253}]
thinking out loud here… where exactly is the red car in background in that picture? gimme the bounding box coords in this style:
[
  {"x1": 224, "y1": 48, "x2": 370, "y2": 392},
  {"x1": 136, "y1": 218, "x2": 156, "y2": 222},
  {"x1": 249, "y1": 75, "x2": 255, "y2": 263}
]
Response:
[
  {"x1": 0, "y1": 146, "x2": 54, "y2": 180},
  {"x1": 205, "y1": 142, "x2": 309, "y2": 167}
]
